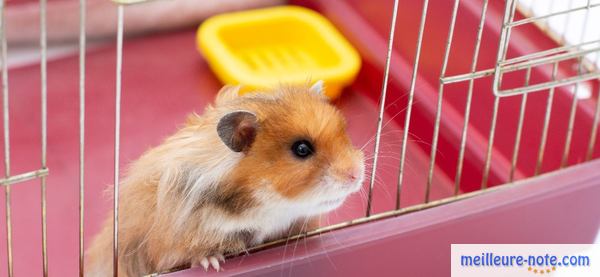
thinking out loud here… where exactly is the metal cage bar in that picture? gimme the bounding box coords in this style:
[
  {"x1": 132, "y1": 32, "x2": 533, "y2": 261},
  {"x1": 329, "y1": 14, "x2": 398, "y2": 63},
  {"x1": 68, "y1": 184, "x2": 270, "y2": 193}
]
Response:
[
  {"x1": 587, "y1": 53, "x2": 600, "y2": 161},
  {"x1": 481, "y1": 0, "x2": 518, "y2": 189},
  {"x1": 509, "y1": 67, "x2": 531, "y2": 182},
  {"x1": 0, "y1": 169, "x2": 49, "y2": 186},
  {"x1": 535, "y1": 62, "x2": 559, "y2": 176},
  {"x1": 78, "y1": 0, "x2": 87, "y2": 275},
  {"x1": 113, "y1": 5, "x2": 125, "y2": 276},
  {"x1": 560, "y1": 0, "x2": 593, "y2": 169},
  {"x1": 39, "y1": 0, "x2": 49, "y2": 275},
  {"x1": 396, "y1": 0, "x2": 429, "y2": 209},
  {"x1": 366, "y1": 0, "x2": 399, "y2": 217},
  {"x1": 588, "y1": 87, "x2": 600, "y2": 160},
  {"x1": 454, "y1": 0, "x2": 489, "y2": 194},
  {"x1": 426, "y1": 0, "x2": 460, "y2": 203},
  {"x1": 0, "y1": 0, "x2": 53, "y2": 275},
  {"x1": 1, "y1": 0, "x2": 13, "y2": 275}
]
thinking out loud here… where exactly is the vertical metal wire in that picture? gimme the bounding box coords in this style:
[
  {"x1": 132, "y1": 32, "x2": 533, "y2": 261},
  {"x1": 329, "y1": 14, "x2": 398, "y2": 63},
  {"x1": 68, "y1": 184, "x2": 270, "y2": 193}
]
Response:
[
  {"x1": 531, "y1": 1, "x2": 556, "y2": 173},
  {"x1": 509, "y1": 67, "x2": 531, "y2": 182},
  {"x1": 78, "y1": 0, "x2": 86, "y2": 275},
  {"x1": 583, "y1": 0, "x2": 600, "y2": 162},
  {"x1": 366, "y1": 0, "x2": 399, "y2": 217},
  {"x1": 396, "y1": 0, "x2": 429, "y2": 210},
  {"x1": 39, "y1": 0, "x2": 48, "y2": 275},
  {"x1": 560, "y1": 90, "x2": 578, "y2": 168},
  {"x1": 113, "y1": 5, "x2": 124, "y2": 276},
  {"x1": 454, "y1": 0, "x2": 489, "y2": 195},
  {"x1": 587, "y1": 83, "x2": 600, "y2": 161},
  {"x1": 535, "y1": 62, "x2": 559, "y2": 176},
  {"x1": 560, "y1": 0, "x2": 592, "y2": 168},
  {"x1": 586, "y1": 53, "x2": 600, "y2": 161},
  {"x1": 0, "y1": 0, "x2": 12, "y2": 275},
  {"x1": 425, "y1": 0, "x2": 460, "y2": 203},
  {"x1": 481, "y1": 0, "x2": 518, "y2": 189},
  {"x1": 481, "y1": 102, "x2": 499, "y2": 188}
]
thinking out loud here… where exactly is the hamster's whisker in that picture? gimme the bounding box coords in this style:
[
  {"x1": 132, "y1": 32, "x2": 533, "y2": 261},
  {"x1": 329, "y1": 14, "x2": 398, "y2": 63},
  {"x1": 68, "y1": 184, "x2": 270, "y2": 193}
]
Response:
[
  {"x1": 280, "y1": 216, "x2": 300, "y2": 274},
  {"x1": 287, "y1": 217, "x2": 310, "y2": 277},
  {"x1": 363, "y1": 146, "x2": 406, "y2": 157},
  {"x1": 321, "y1": 235, "x2": 338, "y2": 271},
  {"x1": 383, "y1": 94, "x2": 404, "y2": 111},
  {"x1": 357, "y1": 186, "x2": 369, "y2": 206},
  {"x1": 359, "y1": 129, "x2": 404, "y2": 147},
  {"x1": 358, "y1": 102, "x2": 411, "y2": 150},
  {"x1": 235, "y1": 244, "x2": 253, "y2": 268},
  {"x1": 374, "y1": 178, "x2": 394, "y2": 203},
  {"x1": 300, "y1": 219, "x2": 315, "y2": 270},
  {"x1": 327, "y1": 211, "x2": 344, "y2": 248},
  {"x1": 363, "y1": 155, "x2": 403, "y2": 161},
  {"x1": 359, "y1": 129, "x2": 406, "y2": 151},
  {"x1": 313, "y1": 222, "x2": 338, "y2": 271},
  {"x1": 381, "y1": 105, "x2": 411, "y2": 130}
]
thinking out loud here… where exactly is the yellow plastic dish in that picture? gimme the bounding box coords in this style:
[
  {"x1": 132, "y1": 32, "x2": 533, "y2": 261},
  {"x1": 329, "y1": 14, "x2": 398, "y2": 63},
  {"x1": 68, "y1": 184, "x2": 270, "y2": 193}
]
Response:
[{"x1": 197, "y1": 6, "x2": 361, "y2": 100}]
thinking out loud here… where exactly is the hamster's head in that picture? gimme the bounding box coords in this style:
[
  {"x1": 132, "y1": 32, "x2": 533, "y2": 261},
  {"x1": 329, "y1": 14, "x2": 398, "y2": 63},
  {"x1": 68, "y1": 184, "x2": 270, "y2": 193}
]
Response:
[{"x1": 215, "y1": 81, "x2": 365, "y2": 216}]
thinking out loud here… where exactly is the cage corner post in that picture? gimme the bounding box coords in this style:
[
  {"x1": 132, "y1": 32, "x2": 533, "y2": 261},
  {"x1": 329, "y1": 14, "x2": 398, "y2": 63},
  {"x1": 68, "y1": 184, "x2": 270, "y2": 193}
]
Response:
[{"x1": 113, "y1": 3, "x2": 125, "y2": 277}]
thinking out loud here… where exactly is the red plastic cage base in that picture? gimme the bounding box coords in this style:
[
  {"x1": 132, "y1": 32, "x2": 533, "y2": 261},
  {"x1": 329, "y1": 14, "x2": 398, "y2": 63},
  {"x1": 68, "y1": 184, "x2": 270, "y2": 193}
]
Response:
[{"x1": 166, "y1": 159, "x2": 600, "y2": 277}]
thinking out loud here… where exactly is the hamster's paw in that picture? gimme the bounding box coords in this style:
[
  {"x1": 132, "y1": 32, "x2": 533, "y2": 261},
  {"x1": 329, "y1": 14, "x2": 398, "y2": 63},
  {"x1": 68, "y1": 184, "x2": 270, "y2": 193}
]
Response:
[{"x1": 192, "y1": 254, "x2": 225, "y2": 272}]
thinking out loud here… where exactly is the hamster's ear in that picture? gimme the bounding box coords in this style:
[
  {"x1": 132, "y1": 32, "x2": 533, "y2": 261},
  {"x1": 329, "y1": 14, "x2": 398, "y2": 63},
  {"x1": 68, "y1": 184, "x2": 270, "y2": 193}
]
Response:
[
  {"x1": 216, "y1": 85, "x2": 241, "y2": 105},
  {"x1": 309, "y1": 80, "x2": 324, "y2": 95},
  {"x1": 217, "y1": 111, "x2": 258, "y2": 152}
]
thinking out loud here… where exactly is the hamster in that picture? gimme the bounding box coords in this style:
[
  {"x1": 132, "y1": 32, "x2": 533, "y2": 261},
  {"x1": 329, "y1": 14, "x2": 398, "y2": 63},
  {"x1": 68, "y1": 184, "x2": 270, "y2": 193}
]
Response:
[{"x1": 85, "y1": 81, "x2": 365, "y2": 276}]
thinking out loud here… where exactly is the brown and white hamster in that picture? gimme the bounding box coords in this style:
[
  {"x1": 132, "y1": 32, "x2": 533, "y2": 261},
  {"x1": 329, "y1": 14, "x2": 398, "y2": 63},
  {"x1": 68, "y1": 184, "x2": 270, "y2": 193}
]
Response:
[{"x1": 85, "y1": 81, "x2": 365, "y2": 276}]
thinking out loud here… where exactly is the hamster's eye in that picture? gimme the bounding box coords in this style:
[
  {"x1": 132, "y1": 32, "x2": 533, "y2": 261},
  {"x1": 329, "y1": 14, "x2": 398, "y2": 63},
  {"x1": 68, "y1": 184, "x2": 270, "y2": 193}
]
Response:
[{"x1": 291, "y1": 140, "x2": 314, "y2": 159}]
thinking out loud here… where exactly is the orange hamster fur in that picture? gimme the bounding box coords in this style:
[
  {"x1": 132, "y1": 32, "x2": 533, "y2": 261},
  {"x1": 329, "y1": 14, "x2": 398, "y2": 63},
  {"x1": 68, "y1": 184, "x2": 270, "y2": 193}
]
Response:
[{"x1": 85, "y1": 81, "x2": 365, "y2": 276}]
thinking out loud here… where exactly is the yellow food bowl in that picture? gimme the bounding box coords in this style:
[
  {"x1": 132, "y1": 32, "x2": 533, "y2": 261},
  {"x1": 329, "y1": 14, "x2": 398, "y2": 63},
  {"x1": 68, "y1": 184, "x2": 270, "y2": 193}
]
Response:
[{"x1": 197, "y1": 6, "x2": 361, "y2": 100}]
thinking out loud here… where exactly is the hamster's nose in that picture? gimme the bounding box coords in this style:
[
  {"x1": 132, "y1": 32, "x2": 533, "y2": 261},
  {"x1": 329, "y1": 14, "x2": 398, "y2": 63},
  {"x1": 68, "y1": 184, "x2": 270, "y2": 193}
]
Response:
[
  {"x1": 345, "y1": 167, "x2": 363, "y2": 183},
  {"x1": 345, "y1": 171, "x2": 357, "y2": 182}
]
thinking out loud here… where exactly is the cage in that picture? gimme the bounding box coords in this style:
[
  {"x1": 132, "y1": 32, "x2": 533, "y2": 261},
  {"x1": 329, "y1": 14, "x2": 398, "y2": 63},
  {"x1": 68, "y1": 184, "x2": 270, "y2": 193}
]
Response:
[{"x1": 0, "y1": 0, "x2": 599, "y2": 276}]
